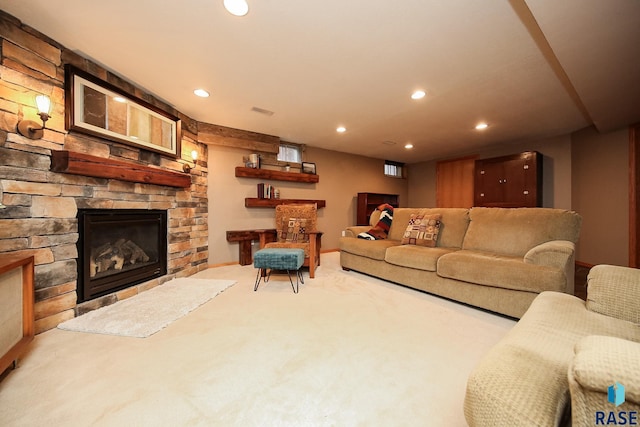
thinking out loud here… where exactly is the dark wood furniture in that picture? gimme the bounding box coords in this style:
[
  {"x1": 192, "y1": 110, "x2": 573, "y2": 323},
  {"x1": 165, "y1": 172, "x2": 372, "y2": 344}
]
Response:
[
  {"x1": 356, "y1": 192, "x2": 399, "y2": 225},
  {"x1": 235, "y1": 166, "x2": 319, "y2": 183},
  {"x1": 474, "y1": 151, "x2": 542, "y2": 208},
  {"x1": 244, "y1": 198, "x2": 326, "y2": 208},
  {"x1": 226, "y1": 229, "x2": 276, "y2": 266},
  {"x1": 0, "y1": 255, "x2": 34, "y2": 374}
]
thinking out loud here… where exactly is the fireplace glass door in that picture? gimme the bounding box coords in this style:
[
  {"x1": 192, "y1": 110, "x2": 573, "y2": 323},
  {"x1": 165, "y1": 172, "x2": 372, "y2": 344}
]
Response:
[{"x1": 77, "y1": 209, "x2": 167, "y2": 302}]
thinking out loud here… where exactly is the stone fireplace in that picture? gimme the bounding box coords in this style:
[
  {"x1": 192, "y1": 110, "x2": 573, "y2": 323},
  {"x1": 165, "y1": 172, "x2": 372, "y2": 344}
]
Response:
[{"x1": 77, "y1": 209, "x2": 168, "y2": 303}]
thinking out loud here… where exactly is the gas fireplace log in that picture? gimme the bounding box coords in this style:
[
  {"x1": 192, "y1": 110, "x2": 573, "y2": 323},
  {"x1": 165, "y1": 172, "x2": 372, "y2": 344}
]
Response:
[{"x1": 89, "y1": 240, "x2": 151, "y2": 277}]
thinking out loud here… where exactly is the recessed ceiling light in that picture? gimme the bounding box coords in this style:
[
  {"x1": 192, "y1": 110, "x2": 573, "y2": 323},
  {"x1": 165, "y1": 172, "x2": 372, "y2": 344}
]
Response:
[
  {"x1": 405, "y1": 143, "x2": 414, "y2": 149},
  {"x1": 224, "y1": 0, "x2": 249, "y2": 16},
  {"x1": 411, "y1": 90, "x2": 426, "y2": 100},
  {"x1": 475, "y1": 123, "x2": 489, "y2": 130},
  {"x1": 336, "y1": 126, "x2": 346, "y2": 133},
  {"x1": 194, "y1": 89, "x2": 210, "y2": 98}
]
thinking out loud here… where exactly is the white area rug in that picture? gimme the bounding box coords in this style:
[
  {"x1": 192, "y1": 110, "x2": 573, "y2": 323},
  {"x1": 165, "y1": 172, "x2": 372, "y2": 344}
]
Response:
[{"x1": 57, "y1": 278, "x2": 236, "y2": 337}]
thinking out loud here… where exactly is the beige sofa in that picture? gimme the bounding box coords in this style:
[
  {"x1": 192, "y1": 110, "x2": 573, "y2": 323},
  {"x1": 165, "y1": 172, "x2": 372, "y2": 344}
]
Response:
[
  {"x1": 339, "y1": 207, "x2": 582, "y2": 318},
  {"x1": 464, "y1": 264, "x2": 640, "y2": 426}
]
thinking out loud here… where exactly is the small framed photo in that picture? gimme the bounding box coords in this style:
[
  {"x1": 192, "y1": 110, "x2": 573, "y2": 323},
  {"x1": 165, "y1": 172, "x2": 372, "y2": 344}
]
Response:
[{"x1": 301, "y1": 162, "x2": 316, "y2": 174}]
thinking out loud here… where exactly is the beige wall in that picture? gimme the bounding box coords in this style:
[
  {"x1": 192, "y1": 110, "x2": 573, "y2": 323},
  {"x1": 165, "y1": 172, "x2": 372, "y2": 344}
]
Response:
[
  {"x1": 407, "y1": 135, "x2": 573, "y2": 209},
  {"x1": 207, "y1": 145, "x2": 408, "y2": 264},
  {"x1": 572, "y1": 126, "x2": 629, "y2": 266}
]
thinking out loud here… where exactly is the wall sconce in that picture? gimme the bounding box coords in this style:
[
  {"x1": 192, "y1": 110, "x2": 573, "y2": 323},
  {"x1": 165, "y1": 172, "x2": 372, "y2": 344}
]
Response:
[
  {"x1": 17, "y1": 94, "x2": 51, "y2": 139},
  {"x1": 183, "y1": 150, "x2": 199, "y2": 173}
]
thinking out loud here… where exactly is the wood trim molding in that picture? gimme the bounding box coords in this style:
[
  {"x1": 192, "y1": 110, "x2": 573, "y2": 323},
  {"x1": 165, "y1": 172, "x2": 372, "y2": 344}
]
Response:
[{"x1": 630, "y1": 123, "x2": 640, "y2": 267}]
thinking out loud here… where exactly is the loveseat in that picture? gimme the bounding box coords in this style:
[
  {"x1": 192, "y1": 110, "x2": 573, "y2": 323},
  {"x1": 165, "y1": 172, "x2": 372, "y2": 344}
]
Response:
[
  {"x1": 464, "y1": 264, "x2": 640, "y2": 426},
  {"x1": 339, "y1": 207, "x2": 582, "y2": 318}
]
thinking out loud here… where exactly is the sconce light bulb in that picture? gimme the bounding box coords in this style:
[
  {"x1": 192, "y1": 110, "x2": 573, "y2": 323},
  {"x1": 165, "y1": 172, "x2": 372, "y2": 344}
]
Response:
[
  {"x1": 191, "y1": 150, "x2": 198, "y2": 161},
  {"x1": 35, "y1": 94, "x2": 51, "y2": 115}
]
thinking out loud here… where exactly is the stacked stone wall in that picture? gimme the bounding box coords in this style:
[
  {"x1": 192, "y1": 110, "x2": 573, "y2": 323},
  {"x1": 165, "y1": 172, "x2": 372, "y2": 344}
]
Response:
[{"x1": 0, "y1": 11, "x2": 209, "y2": 333}]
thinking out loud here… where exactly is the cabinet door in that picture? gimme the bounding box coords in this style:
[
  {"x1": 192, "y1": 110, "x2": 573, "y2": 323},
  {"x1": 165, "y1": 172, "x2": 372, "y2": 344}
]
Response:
[
  {"x1": 475, "y1": 161, "x2": 505, "y2": 206},
  {"x1": 474, "y1": 151, "x2": 541, "y2": 207}
]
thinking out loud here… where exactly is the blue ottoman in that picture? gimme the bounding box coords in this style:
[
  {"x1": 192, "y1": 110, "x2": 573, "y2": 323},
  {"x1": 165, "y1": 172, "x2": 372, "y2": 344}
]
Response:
[{"x1": 253, "y1": 248, "x2": 305, "y2": 293}]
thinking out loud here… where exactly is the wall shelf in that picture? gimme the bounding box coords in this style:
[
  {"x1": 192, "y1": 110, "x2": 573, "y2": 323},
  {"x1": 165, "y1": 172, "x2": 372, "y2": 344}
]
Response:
[
  {"x1": 245, "y1": 198, "x2": 326, "y2": 208},
  {"x1": 235, "y1": 166, "x2": 319, "y2": 183}
]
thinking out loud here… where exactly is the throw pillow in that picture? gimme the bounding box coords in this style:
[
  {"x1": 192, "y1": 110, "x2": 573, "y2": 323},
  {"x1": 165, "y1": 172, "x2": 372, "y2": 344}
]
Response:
[
  {"x1": 401, "y1": 213, "x2": 442, "y2": 247},
  {"x1": 358, "y1": 203, "x2": 394, "y2": 240},
  {"x1": 279, "y1": 217, "x2": 309, "y2": 243}
]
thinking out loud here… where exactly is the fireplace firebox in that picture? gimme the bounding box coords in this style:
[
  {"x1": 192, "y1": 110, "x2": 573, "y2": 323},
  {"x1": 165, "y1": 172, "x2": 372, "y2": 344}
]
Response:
[{"x1": 77, "y1": 209, "x2": 167, "y2": 303}]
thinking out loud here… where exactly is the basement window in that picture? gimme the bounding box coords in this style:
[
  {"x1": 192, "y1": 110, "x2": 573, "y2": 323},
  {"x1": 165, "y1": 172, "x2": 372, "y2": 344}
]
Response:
[
  {"x1": 384, "y1": 160, "x2": 405, "y2": 178},
  {"x1": 277, "y1": 143, "x2": 302, "y2": 164}
]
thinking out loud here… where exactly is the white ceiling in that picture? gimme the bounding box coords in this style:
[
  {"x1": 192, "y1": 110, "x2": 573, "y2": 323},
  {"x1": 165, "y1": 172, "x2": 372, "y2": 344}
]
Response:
[{"x1": 1, "y1": 0, "x2": 639, "y2": 163}]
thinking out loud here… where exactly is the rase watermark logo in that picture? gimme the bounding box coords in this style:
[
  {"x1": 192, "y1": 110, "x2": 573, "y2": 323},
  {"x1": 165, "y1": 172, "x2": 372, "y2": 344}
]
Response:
[{"x1": 595, "y1": 382, "x2": 638, "y2": 425}]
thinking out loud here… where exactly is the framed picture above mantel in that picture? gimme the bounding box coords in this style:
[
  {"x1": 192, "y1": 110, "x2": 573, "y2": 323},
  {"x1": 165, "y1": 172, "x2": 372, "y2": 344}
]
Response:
[{"x1": 64, "y1": 64, "x2": 181, "y2": 158}]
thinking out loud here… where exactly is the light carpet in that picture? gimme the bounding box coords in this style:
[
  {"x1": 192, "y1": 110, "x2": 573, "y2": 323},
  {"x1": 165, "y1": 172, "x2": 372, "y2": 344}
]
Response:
[
  {"x1": 0, "y1": 252, "x2": 515, "y2": 426},
  {"x1": 57, "y1": 278, "x2": 236, "y2": 337}
]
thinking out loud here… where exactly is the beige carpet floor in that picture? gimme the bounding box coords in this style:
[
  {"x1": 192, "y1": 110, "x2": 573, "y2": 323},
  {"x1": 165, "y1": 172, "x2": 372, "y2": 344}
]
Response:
[{"x1": 0, "y1": 252, "x2": 515, "y2": 426}]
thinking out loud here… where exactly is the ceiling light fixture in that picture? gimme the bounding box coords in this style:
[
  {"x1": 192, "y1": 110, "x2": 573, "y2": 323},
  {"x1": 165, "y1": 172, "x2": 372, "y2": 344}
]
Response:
[
  {"x1": 336, "y1": 126, "x2": 346, "y2": 133},
  {"x1": 475, "y1": 123, "x2": 489, "y2": 130},
  {"x1": 405, "y1": 143, "x2": 414, "y2": 149},
  {"x1": 194, "y1": 89, "x2": 210, "y2": 98},
  {"x1": 411, "y1": 90, "x2": 426, "y2": 100},
  {"x1": 223, "y1": 0, "x2": 249, "y2": 16}
]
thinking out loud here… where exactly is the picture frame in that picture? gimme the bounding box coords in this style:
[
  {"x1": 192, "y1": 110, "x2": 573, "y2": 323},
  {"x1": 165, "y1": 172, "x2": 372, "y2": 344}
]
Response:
[
  {"x1": 301, "y1": 162, "x2": 316, "y2": 174},
  {"x1": 64, "y1": 64, "x2": 181, "y2": 158}
]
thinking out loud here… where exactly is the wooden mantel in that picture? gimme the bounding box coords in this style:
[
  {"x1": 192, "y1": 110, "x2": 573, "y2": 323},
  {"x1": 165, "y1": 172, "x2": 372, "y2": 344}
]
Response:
[{"x1": 50, "y1": 150, "x2": 192, "y2": 188}]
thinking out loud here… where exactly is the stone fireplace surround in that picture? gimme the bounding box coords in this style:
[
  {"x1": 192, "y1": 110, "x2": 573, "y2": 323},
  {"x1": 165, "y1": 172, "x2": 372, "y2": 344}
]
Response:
[{"x1": 0, "y1": 12, "x2": 210, "y2": 333}]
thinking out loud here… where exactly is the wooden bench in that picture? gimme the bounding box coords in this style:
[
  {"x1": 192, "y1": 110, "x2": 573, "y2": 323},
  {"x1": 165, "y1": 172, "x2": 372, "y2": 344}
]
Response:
[{"x1": 226, "y1": 229, "x2": 276, "y2": 265}]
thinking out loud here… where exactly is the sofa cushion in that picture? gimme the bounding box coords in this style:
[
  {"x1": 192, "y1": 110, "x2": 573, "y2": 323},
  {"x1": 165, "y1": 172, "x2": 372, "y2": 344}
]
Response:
[
  {"x1": 339, "y1": 236, "x2": 400, "y2": 261},
  {"x1": 388, "y1": 208, "x2": 469, "y2": 248},
  {"x1": 437, "y1": 250, "x2": 566, "y2": 293},
  {"x1": 462, "y1": 207, "x2": 582, "y2": 257},
  {"x1": 385, "y1": 245, "x2": 457, "y2": 272},
  {"x1": 400, "y1": 213, "x2": 442, "y2": 247}
]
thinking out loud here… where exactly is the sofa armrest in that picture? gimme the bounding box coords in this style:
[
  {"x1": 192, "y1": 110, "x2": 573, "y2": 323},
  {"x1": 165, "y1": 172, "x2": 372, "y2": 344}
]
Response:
[
  {"x1": 343, "y1": 226, "x2": 371, "y2": 238},
  {"x1": 524, "y1": 240, "x2": 576, "y2": 294},
  {"x1": 586, "y1": 264, "x2": 640, "y2": 323},
  {"x1": 569, "y1": 336, "x2": 640, "y2": 425},
  {"x1": 523, "y1": 240, "x2": 575, "y2": 269}
]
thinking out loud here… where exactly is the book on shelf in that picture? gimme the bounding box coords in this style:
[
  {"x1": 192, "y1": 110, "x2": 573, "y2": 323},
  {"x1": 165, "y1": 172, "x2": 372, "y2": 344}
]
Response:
[{"x1": 257, "y1": 183, "x2": 276, "y2": 199}]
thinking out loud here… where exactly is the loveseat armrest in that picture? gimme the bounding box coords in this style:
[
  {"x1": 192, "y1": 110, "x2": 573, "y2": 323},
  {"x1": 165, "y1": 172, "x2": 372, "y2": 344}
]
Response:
[
  {"x1": 568, "y1": 336, "x2": 640, "y2": 425},
  {"x1": 586, "y1": 264, "x2": 640, "y2": 323},
  {"x1": 343, "y1": 226, "x2": 371, "y2": 238}
]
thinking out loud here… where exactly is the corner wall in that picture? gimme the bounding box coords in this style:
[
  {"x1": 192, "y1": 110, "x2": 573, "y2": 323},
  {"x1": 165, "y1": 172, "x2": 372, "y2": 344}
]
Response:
[{"x1": 207, "y1": 145, "x2": 408, "y2": 264}]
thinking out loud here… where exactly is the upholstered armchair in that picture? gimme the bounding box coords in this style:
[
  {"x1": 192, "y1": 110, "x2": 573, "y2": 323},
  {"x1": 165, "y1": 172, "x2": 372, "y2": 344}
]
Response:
[{"x1": 257, "y1": 204, "x2": 323, "y2": 278}]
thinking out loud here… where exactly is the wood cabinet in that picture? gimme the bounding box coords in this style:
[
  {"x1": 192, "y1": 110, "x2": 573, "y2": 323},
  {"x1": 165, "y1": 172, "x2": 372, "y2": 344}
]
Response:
[
  {"x1": 0, "y1": 255, "x2": 34, "y2": 374},
  {"x1": 474, "y1": 151, "x2": 542, "y2": 207},
  {"x1": 356, "y1": 193, "x2": 399, "y2": 225}
]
